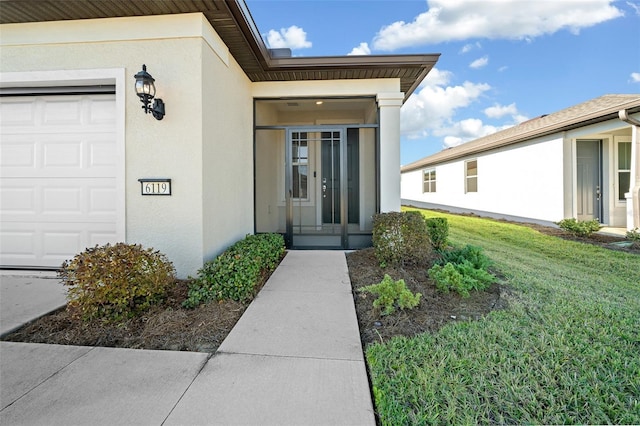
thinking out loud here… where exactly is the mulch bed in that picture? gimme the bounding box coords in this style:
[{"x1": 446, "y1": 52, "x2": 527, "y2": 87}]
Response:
[
  {"x1": 2, "y1": 280, "x2": 248, "y2": 352},
  {"x1": 3, "y1": 217, "x2": 637, "y2": 352},
  {"x1": 347, "y1": 248, "x2": 506, "y2": 348}
]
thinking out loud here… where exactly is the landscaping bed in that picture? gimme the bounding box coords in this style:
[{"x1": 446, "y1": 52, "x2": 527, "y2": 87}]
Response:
[
  {"x1": 4, "y1": 214, "x2": 636, "y2": 353},
  {"x1": 3, "y1": 278, "x2": 255, "y2": 352},
  {"x1": 347, "y1": 247, "x2": 506, "y2": 347}
]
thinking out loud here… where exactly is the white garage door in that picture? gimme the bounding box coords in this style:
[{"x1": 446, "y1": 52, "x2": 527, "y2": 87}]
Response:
[{"x1": 1, "y1": 94, "x2": 119, "y2": 268}]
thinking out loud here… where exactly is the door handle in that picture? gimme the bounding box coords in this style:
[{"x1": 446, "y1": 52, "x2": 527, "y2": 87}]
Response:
[{"x1": 596, "y1": 185, "x2": 601, "y2": 201}]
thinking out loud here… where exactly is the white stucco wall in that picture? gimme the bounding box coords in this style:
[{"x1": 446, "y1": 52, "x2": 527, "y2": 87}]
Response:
[
  {"x1": 201, "y1": 37, "x2": 254, "y2": 263},
  {"x1": 402, "y1": 135, "x2": 566, "y2": 222},
  {"x1": 0, "y1": 13, "x2": 253, "y2": 277}
]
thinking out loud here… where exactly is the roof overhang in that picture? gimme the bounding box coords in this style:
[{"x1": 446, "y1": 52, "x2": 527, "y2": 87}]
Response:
[{"x1": 0, "y1": 0, "x2": 439, "y2": 101}]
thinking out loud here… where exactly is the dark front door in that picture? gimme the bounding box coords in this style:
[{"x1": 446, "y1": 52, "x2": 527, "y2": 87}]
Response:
[
  {"x1": 320, "y1": 129, "x2": 360, "y2": 225},
  {"x1": 321, "y1": 131, "x2": 341, "y2": 225},
  {"x1": 576, "y1": 140, "x2": 602, "y2": 221}
]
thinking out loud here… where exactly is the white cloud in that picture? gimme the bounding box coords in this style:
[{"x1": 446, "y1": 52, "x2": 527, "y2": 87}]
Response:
[
  {"x1": 400, "y1": 67, "x2": 491, "y2": 139},
  {"x1": 484, "y1": 103, "x2": 517, "y2": 118},
  {"x1": 373, "y1": 0, "x2": 623, "y2": 50},
  {"x1": 628, "y1": 1, "x2": 640, "y2": 15},
  {"x1": 460, "y1": 42, "x2": 482, "y2": 54},
  {"x1": 266, "y1": 25, "x2": 312, "y2": 49},
  {"x1": 401, "y1": 68, "x2": 529, "y2": 150},
  {"x1": 470, "y1": 56, "x2": 489, "y2": 69},
  {"x1": 631, "y1": 72, "x2": 640, "y2": 83},
  {"x1": 348, "y1": 42, "x2": 371, "y2": 55},
  {"x1": 440, "y1": 119, "x2": 499, "y2": 148},
  {"x1": 422, "y1": 67, "x2": 453, "y2": 87}
]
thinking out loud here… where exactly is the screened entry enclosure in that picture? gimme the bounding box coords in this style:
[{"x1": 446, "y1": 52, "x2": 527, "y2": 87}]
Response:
[{"x1": 255, "y1": 98, "x2": 379, "y2": 249}]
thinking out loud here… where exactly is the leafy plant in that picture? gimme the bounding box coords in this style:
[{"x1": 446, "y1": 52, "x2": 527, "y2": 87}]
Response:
[
  {"x1": 429, "y1": 244, "x2": 495, "y2": 297},
  {"x1": 439, "y1": 244, "x2": 492, "y2": 270},
  {"x1": 626, "y1": 228, "x2": 640, "y2": 241},
  {"x1": 59, "y1": 243, "x2": 175, "y2": 322},
  {"x1": 556, "y1": 218, "x2": 601, "y2": 237},
  {"x1": 183, "y1": 233, "x2": 285, "y2": 308},
  {"x1": 372, "y1": 211, "x2": 432, "y2": 267},
  {"x1": 359, "y1": 274, "x2": 421, "y2": 315},
  {"x1": 425, "y1": 217, "x2": 449, "y2": 250}
]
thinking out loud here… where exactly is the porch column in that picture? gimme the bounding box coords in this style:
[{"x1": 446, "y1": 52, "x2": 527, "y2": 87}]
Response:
[
  {"x1": 377, "y1": 92, "x2": 404, "y2": 212},
  {"x1": 627, "y1": 124, "x2": 639, "y2": 230}
]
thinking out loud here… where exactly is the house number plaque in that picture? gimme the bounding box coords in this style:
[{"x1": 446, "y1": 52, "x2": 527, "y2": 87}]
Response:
[{"x1": 138, "y1": 178, "x2": 171, "y2": 196}]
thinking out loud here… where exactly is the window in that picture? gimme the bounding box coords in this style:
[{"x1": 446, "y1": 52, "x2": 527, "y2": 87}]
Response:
[
  {"x1": 292, "y1": 133, "x2": 308, "y2": 199},
  {"x1": 618, "y1": 142, "x2": 631, "y2": 201},
  {"x1": 423, "y1": 169, "x2": 436, "y2": 193},
  {"x1": 465, "y1": 159, "x2": 478, "y2": 193}
]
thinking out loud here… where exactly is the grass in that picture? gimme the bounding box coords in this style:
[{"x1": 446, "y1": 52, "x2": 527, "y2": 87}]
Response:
[{"x1": 366, "y1": 208, "x2": 640, "y2": 425}]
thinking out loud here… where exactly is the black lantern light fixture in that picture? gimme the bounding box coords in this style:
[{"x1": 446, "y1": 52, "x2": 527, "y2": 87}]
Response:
[{"x1": 134, "y1": 64, "x2": 165, "y2": 120}]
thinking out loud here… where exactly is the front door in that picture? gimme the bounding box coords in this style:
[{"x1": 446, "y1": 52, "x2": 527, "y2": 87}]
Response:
[
  {"x1": 576, "y1": 140, "x2": 602, "y2": 221},
  {"x1": 286, "y1": 129, "x2": 354, "y2": 247}
]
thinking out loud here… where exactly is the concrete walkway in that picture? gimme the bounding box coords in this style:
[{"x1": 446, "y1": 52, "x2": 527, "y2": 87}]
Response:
[
  {"x1": 0, "y1": 271, "x2": 66, "y2": 336},
  {"x1": 0, "y1": 251, "x2": 375, "y2": 426}
]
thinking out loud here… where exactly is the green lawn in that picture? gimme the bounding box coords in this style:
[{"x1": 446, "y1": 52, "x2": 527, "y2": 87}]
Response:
[{"x1": 367, "y1": 208, "x2": 640, "y2": 425}]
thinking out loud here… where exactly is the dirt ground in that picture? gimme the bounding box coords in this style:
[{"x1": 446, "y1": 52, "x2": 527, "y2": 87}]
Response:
[
  {"x1": 3, "y1": 219, "x2": 637, "y2": 352},
  {"x1": 347, "y1": 247, "x2": 506, "y2": 348}
]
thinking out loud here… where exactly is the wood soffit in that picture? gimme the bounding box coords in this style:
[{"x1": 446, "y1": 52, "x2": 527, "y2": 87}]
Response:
[{"x1": 0, "y1": 0, "x2": 440, "y2": 100}]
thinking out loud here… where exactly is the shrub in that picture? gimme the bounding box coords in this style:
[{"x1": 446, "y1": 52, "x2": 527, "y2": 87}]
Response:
[
  {"x1": 557, "y1": 218, "x2": 601, "y2": 237},
  {"x1": 372, "y1": 211, "x2": 432, "y2": 267},
  {"x1": 439, "y1": 244, "x2": 491, "y2": 270},
  {"x1": 429, "y1": 245, "x2": 495, "y2": 298},
  {"x1": 359, "y1": 274, "x2": 421, "y2": 316},
  {"x1": 626, "y1": 228, "x2": 640, "y2": 242},
  {"x1": 425, "y1": 217, "x2": 449, "y2": 250},
  {"x1": 183, "y1": 233, "x2": 285, "y2": 308},
  {"x1": 59, "y1": 243, "x2": 175, "y2": 322}
]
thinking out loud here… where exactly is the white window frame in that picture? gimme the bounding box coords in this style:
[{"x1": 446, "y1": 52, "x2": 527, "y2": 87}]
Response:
[
  {"x1": 423, "y1": 168, "x2": 436, "y2": 193},
  {"x1": 465, "y1": 159, "x2": 478, "y2": 193},
  {"x1": 291, "y1": 137, "x2": 310, "y2": 201},
  {"x1": 616, "y1": 139, "x2": 631, "y2": 203}
]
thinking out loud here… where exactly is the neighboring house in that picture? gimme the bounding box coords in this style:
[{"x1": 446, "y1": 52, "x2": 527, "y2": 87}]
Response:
[
  {"x1": 0, "y1": 1, "x2": 439, "y2": 277},
  {"x1": 401, "y1": 94, "x2": 640, "y2": 231}
]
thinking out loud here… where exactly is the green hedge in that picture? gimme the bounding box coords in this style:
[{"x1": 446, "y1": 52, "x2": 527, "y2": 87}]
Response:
[
  {"x1": 183, "y1": 233, "x2": 285, "y2": 308},
  {"x1": 425, "y1": 217, "x2": 449, "y2": 250},
  {"x1": 372, "y1": 211, "x2": 432, "y2": 267}
]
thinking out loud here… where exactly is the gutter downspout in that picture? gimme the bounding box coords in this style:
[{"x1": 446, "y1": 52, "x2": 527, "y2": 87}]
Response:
[{"x1": 618, "y1": 109, "x2": 640, "y2": 231}]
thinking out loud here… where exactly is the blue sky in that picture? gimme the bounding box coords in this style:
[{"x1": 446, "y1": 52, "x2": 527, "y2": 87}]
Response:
[{"x1": 245, "y1": 0, "x2": 640, "y2": 165}]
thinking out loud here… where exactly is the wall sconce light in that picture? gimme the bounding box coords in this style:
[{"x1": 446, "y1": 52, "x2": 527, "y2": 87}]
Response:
[{"x1": 134, "y1": 64, "x2": 165, "y2": 120}]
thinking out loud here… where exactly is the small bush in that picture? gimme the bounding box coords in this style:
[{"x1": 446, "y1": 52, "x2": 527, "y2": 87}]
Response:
[
  {"x1": 359, "y1": 274, "x2": 421, "y2": 316},
  {"x1": 59, "y1": 243, "x2": 175, "y2": 322},
  {"x1": 439, "y1": 244, "x2": 491, "y2": 270},
  {"x1": 626, "y1": 228, "x2": 640, "y2": 242},
  {"x1": 184, "y1": 233, "x2": 285, "y2": 308},
  {"x1": 429, "y1": 245, "x2": 495, "y2": 298},
  {"x1": 557, "y1": 218, "x2": 601, "y2": 237},
  {"x1": 425, "y1": 217, "x2": 449, "y2": 250},
  {"x1": 372, "y1": 211, "x2": 432, "y2": 267}
]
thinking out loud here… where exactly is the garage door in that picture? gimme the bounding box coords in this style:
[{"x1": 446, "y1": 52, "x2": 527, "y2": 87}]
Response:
[{"x1": 1, "y1": 94, "x2": 119, "y2": 268}]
